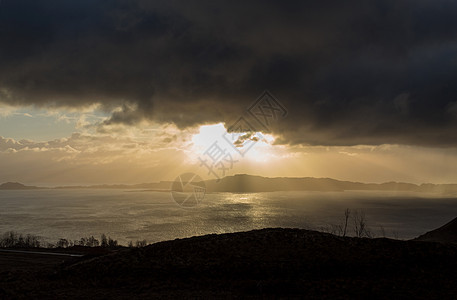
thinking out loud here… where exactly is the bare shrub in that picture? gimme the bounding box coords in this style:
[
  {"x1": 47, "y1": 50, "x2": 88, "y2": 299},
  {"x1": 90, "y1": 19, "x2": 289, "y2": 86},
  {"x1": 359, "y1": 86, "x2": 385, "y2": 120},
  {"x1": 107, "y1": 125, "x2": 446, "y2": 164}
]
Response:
[{"x1": 353, "y1": 209, "x2": 372, "y2": 238}]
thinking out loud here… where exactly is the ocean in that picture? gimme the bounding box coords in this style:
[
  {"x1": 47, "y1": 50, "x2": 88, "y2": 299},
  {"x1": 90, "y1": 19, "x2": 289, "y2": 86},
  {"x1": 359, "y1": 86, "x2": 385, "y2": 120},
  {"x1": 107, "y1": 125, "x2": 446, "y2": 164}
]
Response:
[{"x1": 1, "y1": 189, "x2": 457, "y2": 245}]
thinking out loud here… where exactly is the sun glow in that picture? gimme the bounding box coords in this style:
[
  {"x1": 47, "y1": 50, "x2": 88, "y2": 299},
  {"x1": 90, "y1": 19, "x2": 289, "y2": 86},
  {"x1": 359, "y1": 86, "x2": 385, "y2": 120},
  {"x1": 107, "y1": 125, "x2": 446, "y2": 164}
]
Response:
[{"x1": 191, "y1": 123, "x2": 276, "y2": 163}]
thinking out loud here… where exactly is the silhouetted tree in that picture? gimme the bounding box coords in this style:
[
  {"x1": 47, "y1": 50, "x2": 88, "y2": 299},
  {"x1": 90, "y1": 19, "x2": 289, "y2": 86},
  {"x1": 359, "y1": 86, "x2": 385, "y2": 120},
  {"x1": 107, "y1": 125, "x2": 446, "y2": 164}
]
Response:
[
  {"x1": 57, "y1": 238, "x2": 69, "y2": 248},
  {"x1": 101, "y1": 234, "x2": 108, "y2": 247},
  {"x1": 0, "y1": 231, "x2": 40, "y2": 248},
  {"x1": 87, "y1": 236, "x2": 99, "y2": 247},
  {"x1": 136, "y1": 240, "x2": 147, "y2": 247},
  {"x1": 24, "y1": 234, "x2": 40, "y2": 248},
  {"x1": 108, "y1": 237, "x2": 118, "y2": 248}
]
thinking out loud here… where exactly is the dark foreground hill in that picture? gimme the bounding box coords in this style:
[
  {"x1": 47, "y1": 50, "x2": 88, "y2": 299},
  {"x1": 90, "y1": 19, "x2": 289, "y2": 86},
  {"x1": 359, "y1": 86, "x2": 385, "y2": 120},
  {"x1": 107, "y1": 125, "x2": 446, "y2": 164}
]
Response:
[
  {"x1": 415, "y1": 217, "x2": 457, "y2": 243},
  {"x1": 2, "y1": 228, "x2": 457, "y2": 299}
]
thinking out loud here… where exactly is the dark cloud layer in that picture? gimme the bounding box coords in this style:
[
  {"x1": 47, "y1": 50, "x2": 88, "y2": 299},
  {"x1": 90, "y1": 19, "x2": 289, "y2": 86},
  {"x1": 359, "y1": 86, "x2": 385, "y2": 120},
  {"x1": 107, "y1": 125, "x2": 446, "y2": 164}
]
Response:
[{"x1": 1, "y1": 0, "x2": 457, "y2": 146}]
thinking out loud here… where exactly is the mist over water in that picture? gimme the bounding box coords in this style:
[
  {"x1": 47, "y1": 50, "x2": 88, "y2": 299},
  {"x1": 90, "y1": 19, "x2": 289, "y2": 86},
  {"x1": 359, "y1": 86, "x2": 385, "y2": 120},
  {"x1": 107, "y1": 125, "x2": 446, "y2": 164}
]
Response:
[{"x1": 1, "y1": 189, "x2": 457, "y2": 244}]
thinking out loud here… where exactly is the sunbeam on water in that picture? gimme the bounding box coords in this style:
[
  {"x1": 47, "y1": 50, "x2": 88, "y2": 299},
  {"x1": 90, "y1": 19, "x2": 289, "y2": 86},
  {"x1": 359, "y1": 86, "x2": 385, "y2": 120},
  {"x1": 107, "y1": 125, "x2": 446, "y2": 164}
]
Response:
[{"x1": 1, "y1": 189, "x2": 457, "y2": 244}]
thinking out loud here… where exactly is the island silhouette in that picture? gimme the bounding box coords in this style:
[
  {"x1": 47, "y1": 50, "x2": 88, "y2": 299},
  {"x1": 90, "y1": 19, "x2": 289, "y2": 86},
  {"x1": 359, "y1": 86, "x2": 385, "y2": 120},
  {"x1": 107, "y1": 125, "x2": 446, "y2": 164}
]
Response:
[{"x1": 3, "y1": 174, "x2": 457, "y2": 193}]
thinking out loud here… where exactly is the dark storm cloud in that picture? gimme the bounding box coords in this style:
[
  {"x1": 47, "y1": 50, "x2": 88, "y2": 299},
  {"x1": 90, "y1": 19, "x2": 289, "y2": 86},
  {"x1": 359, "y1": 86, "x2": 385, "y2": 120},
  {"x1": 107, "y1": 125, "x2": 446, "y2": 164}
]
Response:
[{"x1": 1, "y1": 0, "x2": 457, "y2": 146}]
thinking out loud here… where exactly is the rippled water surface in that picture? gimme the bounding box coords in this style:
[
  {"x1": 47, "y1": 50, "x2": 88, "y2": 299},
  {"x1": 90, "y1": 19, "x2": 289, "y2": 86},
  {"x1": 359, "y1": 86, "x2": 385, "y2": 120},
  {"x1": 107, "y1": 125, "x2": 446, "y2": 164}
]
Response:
[{"x1": 1, "y1": 189, "x2": 457, "y2": 244}]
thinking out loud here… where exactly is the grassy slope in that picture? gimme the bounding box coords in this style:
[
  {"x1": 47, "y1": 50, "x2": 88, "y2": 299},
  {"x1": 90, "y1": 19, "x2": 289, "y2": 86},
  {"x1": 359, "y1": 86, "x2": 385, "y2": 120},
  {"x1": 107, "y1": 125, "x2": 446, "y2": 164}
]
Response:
[
  {"x1": 415, "y1": 217, "x2": 457, "y2": 243},
  {"x1": 2, "y1": 228, "x2": 457, "y2": 299}
]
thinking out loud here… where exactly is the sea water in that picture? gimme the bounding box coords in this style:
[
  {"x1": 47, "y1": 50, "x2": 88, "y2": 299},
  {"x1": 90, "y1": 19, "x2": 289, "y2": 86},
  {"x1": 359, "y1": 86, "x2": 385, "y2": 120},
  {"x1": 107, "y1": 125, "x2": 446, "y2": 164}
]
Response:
[{"x1": 1, "y1": 189, "x2": 457, "y2": 244}]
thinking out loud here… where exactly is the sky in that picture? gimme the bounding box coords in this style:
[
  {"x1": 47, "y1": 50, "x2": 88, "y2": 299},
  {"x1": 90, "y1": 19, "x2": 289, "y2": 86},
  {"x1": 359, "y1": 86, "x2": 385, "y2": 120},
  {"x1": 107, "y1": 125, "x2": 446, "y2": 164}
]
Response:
[{"x1": 1, "y1": 0, "x2": 457, "y2": 185}]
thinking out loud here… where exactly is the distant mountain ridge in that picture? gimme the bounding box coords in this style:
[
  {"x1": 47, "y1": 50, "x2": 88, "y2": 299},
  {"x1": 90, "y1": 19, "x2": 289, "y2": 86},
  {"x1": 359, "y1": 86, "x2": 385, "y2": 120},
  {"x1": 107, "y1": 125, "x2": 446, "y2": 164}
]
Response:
[
  {"x1": 205, "y1": 175, "x2": 422, "y2": 193},
  {"x1": 204, "y1": 174, "x2": 457, "y2": 193},
  {"x1": 0, "y1": 182, "x2": 40, "y2": 190},
  {"x1": 2, "y1": 174, "x2": 457, "y2": 193}
]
